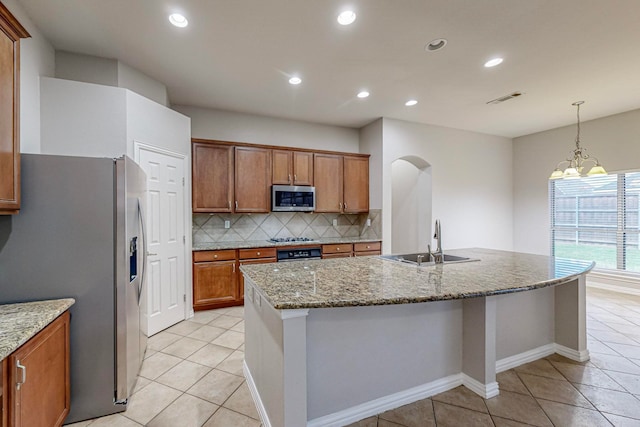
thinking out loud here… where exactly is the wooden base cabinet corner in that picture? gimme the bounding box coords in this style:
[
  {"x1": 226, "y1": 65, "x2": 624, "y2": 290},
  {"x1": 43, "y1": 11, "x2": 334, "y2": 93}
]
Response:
[{"x1": 5, "y1": 311, "x2": 70, "y2": 427}]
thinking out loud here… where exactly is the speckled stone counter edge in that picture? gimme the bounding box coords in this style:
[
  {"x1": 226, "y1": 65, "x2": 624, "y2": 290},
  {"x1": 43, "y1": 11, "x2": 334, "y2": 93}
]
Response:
[
  {"x1": 193, "y1": 236, "x2": 381, "y2": 251},
  {"x1": 0, "y1": 298, "x2": 75, "y2": 361},
  {"x1": 241, "y1": 248, "x2": 595, "y2": 310}
]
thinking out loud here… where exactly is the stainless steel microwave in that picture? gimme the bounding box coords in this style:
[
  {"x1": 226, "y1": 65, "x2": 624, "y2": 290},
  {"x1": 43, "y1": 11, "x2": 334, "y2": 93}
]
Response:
[{"x1": 272, "y1": 185, "x2": 315, "y2": 212}]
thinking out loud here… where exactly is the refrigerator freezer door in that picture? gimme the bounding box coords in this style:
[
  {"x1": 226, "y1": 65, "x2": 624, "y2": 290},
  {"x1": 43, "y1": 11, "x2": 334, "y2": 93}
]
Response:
[{"x1": 115, "y1": 156, "x2": 147, "y2": 402}]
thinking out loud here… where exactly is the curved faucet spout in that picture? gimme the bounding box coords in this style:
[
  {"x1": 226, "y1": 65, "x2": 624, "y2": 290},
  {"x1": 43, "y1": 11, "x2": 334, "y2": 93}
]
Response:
[{"x1": 430, "y1": 220, "x2": 443, "y2": 264}]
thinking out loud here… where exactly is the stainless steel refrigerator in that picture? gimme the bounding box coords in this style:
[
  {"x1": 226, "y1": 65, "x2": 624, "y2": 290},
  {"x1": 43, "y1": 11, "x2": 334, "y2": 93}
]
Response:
[{"x1": 0, "y1": 154, "x2": 148, "y2": 423}]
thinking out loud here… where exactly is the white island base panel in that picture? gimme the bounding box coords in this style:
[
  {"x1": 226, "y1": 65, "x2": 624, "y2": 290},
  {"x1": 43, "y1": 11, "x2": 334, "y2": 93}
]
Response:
[{"x1": 243, "y1": 275, "x2": 588, "y2": 427}]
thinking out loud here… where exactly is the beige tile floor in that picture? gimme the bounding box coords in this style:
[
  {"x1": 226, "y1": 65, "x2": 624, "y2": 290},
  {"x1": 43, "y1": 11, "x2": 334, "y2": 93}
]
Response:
[{"x1": 65, "y1": 287, "x2": 640, "y2": 427}]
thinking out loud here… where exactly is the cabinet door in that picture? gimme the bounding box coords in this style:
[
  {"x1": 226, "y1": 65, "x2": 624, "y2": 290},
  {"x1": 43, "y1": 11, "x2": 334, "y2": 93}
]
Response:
[
  {"x1": 343, "y1": 156, "x2": 369, "y2": 213},
  {"x1": 235, "y1": 147, "x2": 271, "y2": 213},
  {"x1": 272, "y1": 150, "x2": 292, "y2": 185},
  {"x1": 192, "y1": 143, "x2": 234, "y2": 212},
  {"x1": 292, "y1": 151, "x2": 313, "y2": 186},
  {"x1": 238, "y1": 257, "x2": 276, "y2": 302},
  {"x1": 9, "y1": 311, "x2": 70, "y2": 427},
  {"x1": 314, "y1": 154, "x2": 343, "y2": 213},
  {"x1": 0, "y1": 5, "x2": 29, "y2": 214},
  {"x1": 193, "y1": 260, "x2": 238, "y2": 309}
]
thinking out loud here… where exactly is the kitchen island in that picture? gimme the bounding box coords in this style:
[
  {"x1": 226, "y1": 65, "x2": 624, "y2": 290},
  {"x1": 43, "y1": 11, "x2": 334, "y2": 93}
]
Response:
[{"x1": 240, "y1": 248, "x2": 594, "y2": 427}]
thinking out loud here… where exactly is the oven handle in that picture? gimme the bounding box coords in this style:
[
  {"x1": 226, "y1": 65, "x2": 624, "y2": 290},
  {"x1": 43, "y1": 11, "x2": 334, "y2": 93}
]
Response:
[{"x1": 277, "y1": 257, "x2": 322, "y2": 262}]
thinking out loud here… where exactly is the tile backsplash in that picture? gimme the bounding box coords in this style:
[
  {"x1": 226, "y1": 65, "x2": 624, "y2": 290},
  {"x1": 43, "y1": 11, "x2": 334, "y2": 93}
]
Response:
[{"x1": 193, "y1": 209, "x2": 381, "y2": 244}]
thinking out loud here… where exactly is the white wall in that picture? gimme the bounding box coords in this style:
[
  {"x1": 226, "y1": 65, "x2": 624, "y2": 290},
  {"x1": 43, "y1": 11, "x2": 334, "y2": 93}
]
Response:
[
  {"x1": 55, "y1": 51, "x2": 169, "y2": 107},
  {"x1": 118, "y1": 62, "x2": 168, "y2": 107},
  {"x1": 513, "y1": 108, "x2": 640, "y2": 255},
  {"x1": 40, "y1": 77, "x2": 128, "y2": 157},
  {"x1": 55, "y1": 50, "x2": 118, "y2": 87},
  {"x1": 359, "y1": 118, "x2": 383, "y2": 209},
  {"x1": 173, "y1": 105, "x2": 359, "y2": 152},
  {"x1": 3, "y1": 0, "x2": 55, "y2": 154},
  {"x1": 381, "y1": 118, "x2": 514, "y2": 253}
]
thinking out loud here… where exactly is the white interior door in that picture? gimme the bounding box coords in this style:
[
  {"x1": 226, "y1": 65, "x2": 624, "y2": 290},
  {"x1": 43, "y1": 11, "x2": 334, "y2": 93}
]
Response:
[{"x1": 137, "y1": 145, "x2": 187, "y2": 335}]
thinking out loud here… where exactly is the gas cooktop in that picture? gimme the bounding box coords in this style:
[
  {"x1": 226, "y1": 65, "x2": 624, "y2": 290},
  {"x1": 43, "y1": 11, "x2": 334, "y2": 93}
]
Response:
[{"x1": 268, "y1": 237, "x2": 317, "y2": 243}]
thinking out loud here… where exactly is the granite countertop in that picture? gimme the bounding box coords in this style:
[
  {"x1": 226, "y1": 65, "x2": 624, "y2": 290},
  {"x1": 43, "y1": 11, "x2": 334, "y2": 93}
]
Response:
[
  {"x1": 239, "y1": 248, "x2": 595, "y2": 310},
  {"x1": 0, "y1": 298, "x2": 75, "y2": 361},
  {"x1": 193, "y1": 237, "x2": 381, "y2": 251}
]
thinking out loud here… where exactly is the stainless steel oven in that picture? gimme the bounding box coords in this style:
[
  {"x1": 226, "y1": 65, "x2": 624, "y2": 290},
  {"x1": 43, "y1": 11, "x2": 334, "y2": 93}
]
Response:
[{"x1": 276, "y1": 246, "x2": 322, "y2": 262}]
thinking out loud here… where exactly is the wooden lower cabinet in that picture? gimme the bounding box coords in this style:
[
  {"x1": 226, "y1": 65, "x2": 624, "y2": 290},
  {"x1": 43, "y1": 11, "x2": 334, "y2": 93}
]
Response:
[
  {"x1": 322, "y1": 243, "x2": 353, "y2": 259},
  {"x1": 4, "y1": 311, "x2": 70, "y2": 427},
  {"x1": 193, "y1": 250, "x2": 240, "y2": 310},
  {"x1": 354, "y1": 241, "x2": 381, "y2": 256},
  {"x1": 193, "y1": 248, "x2": 277, "y2": 310},
  {"x1": 238, "y1": 248, "x2": 276, "y2": 299}
]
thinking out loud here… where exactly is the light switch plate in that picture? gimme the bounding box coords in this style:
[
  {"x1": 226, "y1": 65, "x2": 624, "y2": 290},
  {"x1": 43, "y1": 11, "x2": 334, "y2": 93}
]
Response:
[
  {"x1": 224, "y1": 220, "x2": 230, "y2": 229},
  {"x1": 366, "y1": 218, "x2": 371, "y2": 226},
  {"x1": 332, "y1": 219, "x2": 338, "y2": 227}
]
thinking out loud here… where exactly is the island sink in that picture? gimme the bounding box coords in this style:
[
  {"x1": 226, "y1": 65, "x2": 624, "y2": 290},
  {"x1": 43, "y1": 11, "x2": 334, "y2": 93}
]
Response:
[{"x1": 380, "y1": 252, "x2": 479, "y2": 265}]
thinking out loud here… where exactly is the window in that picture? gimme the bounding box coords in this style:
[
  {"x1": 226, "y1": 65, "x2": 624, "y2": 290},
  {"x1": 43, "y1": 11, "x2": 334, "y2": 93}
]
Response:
[{"x1": 550, "y1": 172, "x2": 640, "y2": 273}]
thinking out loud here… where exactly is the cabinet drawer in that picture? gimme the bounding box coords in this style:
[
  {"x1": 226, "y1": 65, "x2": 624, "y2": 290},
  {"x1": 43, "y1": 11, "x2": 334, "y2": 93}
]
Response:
[
  {"x1": 354, "y1": 250, "x2": 381, "y2": 257},
  {"x1": 193, "y1": 250, "x2": 236, "y2": 262},
  {"x1": 238, "y1": 247, "x2": 276, "y2": 260},
  {"x1": 354, "y1": 242, "x2": 381, "y2": 252},
  {"x1": 322, "y1": 253, "x2": 352, "y2": 259},
  {"x1": 322, "y1": 244, "x2": 353, "y2": 254}
]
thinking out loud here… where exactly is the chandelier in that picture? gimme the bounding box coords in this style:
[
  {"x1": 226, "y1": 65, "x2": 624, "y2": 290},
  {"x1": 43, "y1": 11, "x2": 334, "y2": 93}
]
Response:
[{"x1": 549, "y1": 101, "x2": 607, "y2": 180}]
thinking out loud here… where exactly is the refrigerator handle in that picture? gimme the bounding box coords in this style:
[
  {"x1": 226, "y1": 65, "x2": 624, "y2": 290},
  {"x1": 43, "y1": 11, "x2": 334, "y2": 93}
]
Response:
[{"x1": 137, "y1": 198, "x2": 147, "y2": 306}]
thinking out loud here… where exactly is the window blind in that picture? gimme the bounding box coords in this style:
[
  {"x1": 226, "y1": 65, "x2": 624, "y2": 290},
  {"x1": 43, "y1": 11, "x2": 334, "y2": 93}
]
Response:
[{"x1": 550, "y1": 172, "x2": 640, "y2": 273}]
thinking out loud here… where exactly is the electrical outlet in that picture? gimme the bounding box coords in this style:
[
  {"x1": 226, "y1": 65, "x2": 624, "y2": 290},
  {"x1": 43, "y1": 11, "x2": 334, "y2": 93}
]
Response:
[
  {"x1": 366, "y1": 218, "x2": 371, "y2": 227},
  {"x1": 224, "y1": 220, "x2": 230, "y2": 229},
  {"x1": 332, "y1": 219, "x2": 338, "y2": 227}
]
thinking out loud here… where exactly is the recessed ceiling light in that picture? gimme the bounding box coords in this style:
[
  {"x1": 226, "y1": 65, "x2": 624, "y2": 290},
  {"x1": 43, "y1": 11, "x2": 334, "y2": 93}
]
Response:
[
  {"x1": 288, "y1": 76, "x2": 302, "y2": 85},
  {"x1": 405, "y1": 100, "x2": 418, "y2": 106},
  {"x1": 484, "y1": 57, "x2": 503, "y2": 68},
  {"x1": 337, "y1": 11, "x2": 357, "y2": 25},
  {"x1": 425, "y1": 38, "x2": 447, "y2": 52},
  {"x1": 357, "y1": 91, "x2": 370, "y2": 99},
  {"x1": 169, "y1": 13, "x2": 188, "y2": 28}
]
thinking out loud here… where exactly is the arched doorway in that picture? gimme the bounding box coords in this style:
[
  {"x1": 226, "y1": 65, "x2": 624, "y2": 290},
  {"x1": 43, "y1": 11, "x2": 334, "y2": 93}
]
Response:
[{"x1": 391, "y1": 156, "x2": 432, "y2": 253}]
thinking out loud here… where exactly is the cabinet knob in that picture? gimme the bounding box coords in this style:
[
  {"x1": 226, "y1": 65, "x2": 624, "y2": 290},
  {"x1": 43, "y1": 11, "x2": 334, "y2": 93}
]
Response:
[
  {"x1": 288, "y1": 174, "x2": 292, "y2": 183},
  {"x1": 339, "y1": 202, "x2": 343, "y2": 209},
  {"x1": 344, "y1": 203, "x2": 347, "y2": 210},
  {"x1": 367, "y1": 245, "x2": 370, "y2": 249},
  {"x1": 228, "y1": 200, "x2": 231, "y2": 209},
  {"x1": 257, "y1": 252, "x2": 261, "y2": 256},
  {"x1": 294, "y1": 174, "x2": 297, "y2": 181},
  {"x1": 235, "y1": 201, "x2": 238, "y2": 210},
  {"x1": 337, "y1": 247, "x2": 340, "y2": 250},
  {"x1": 214, "y1": 255, "x2": 218, "y2": 259}
]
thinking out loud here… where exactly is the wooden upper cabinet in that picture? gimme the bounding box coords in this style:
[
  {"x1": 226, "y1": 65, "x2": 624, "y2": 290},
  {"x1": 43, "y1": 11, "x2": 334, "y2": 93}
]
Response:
[
  {"x1": 235, "y1": 146, "x2": 271, "y2": 212},
  {"x1": 0, "y1": 4, "x2": 30, "y2": 215},
  {"x1": 272, "y1": 149, "x2": 292, "y2": 185},
  {"x1": 272, "y1": 150, "x2": 313, "y2": 186},
  {"x1": 343, "y1": 155, "x2": 369, "y2": 213},
  {"x1": 192, "y1": 143, "x2": 234, "y2": 212},
  {"x1": 314, "y1": 154, "x2": 343, "y2": 213},
  {"x1": 292, "y1": 151, "x2": 313, "y2": 185}
]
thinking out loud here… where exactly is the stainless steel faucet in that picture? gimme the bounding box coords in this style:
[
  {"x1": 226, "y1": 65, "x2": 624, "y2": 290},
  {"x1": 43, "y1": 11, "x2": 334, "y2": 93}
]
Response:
[{"x1": 427, "y1": 219, "x2": 443, "y2": 264}]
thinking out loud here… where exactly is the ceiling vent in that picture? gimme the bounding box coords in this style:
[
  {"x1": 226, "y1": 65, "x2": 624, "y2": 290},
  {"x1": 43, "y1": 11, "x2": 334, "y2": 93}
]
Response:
[{"x1": 486, "y1": 92, "x2": 523, "y2": 105}]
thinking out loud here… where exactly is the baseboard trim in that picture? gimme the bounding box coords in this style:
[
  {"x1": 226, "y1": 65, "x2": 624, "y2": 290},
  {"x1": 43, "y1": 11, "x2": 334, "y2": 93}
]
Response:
[
  {"x1": 461, "y1": 374, "x2": 499, "y2": 399},
  {"x1": 307, "y1": 374, "x2": 462, "y2": 427},
  {"x1": 496, "y1": 343, "x2": 556, "y2": 373},
  {"x1": 587, "y1": 281, "x2": 640, "y2": 296},
  {"x1": 556, "y1": 344, "x2": 590, "y2": 362},
  {"x1": 243, "y1": 361, "x2": 271, "y2": 427}
]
